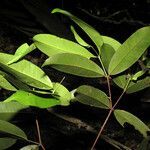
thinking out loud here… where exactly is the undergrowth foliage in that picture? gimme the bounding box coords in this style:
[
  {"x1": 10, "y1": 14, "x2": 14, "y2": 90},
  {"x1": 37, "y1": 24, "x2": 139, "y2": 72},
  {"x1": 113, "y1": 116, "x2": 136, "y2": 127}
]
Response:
[{"x1": 0, "y1": 8, "x2": 150, "y2": 150}]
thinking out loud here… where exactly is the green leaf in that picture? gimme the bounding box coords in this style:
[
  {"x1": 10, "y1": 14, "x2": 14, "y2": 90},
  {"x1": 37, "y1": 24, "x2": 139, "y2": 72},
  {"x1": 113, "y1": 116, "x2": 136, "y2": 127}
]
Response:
[
  {"x1": 14, "y1": 43, "x2": 30, "y2": 55},
  {"x1": 52, "y1": 8, "x2": 103, "y2": 53},
  {"x1": 0, "y1": 70, "x2": 30, "y2": 91},
  {"x1": 132, "y1": 70, "x2": 145, "y2": 81},
  {"x1": 113, "y1": 74, "x2": 129, "y2": 89},
  {"x1": 0, "y1": 52, "x2": 53, "y2": 90},
  {"x1": 75, "y1": 85, "x2": 110, "y2": 109},
  {"x1": 4, "y1": 90, "x2": 61, "y2": 108},
  {"x1": 20, "y1": 145, "x2": 39, "y2": 150},
  {"x1": 70, "y1": 26, "x2": 91, "y2": 48},
  {"x1": 0, "y1": 101, "x2": 28, "y2": 121},
  {"x1": 0, "y1": 137, "x2": 16, "y2": 150},
  {"x1": 101, "y1": 43, "x2": 115, "y2": 70},
  {"x1": 7, "y1": 43, "x2": 36, "y2": 65},
  {"x1": 0, "y1": 119, "x2": 28, "y2": 140},
  {"x1": 52, "y1": 83, "x2": 71, "y2": 106},
  {"x1": 0, "y1": 74, "x2": 17, "y2": 91},
  {"x1": 114, "y1": 109, "x2": 150, "y2": 138},
  {"x1": 102, "y1": 36, "x2": 121, "y2": 51},
  {"x1": 33, "y1": 34, "x2": 93, "y2": 59},
  {"x1": 113, "y1": 75, "x2": 150, "y2": 93},
  {"x1": 108, "y1": 26, "x2": 150, "y2": 75},
  {"x1": 126, "y1": 77, "x2": 150, "y2": 93},
  {"x1": 42, "y1": 53, "x2": 104, "y2": 77}
]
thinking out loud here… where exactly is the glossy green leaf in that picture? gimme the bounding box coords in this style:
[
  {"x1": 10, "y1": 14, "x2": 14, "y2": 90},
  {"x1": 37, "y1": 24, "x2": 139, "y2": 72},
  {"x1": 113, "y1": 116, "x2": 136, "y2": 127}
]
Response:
[
  {"x1": 126, "y1": 77, "x2": 150, "y2": 93},
  {"x1": 0, "y1": 74, "x2": 17, "y2": 91},
  {"x1": 0, "y1": 52, "x2": 53, "y2": 90},
  {"x1": 108, "y1": 26, "x2": 150, "y2": 75},
  {"x1": 70, "y1": 26, "x2": 91, "y2": 48},
  {"x1": 0, "y1": 70, "x2": 30, "y2": 91},
  {"x1": 114, "y1": 109, "x2": 150, "y2": 138},
  {"x1": 14, "y1": 43, "x2": 29, "y2": 55},
  {"x1": 7, "y1": 43, "x2": 36, "y2": 65},
  {"x1": 20, "y1": 145, "x2": 39, "y2": 150},
  {"x1": 0, "y1": 137, "x2": 16, "y2": 150},
  {"x1": 113, "y1": 74, "x2": 129, "y2": 89},
  {"x1": 102, "y1": 36, "x2": 121, "y2": 51},
  {"x1": 75, "y1": 85, "x2": 110, "y2": 109},
  {"x1": 101, "y1": 44, "x2": 115, "y2": 70},
  {"x1": 113, "y1": 75, "x2": 150, "y2": 93},
  {"x1": 33, "y1": 34, "x2": 93, "y2": 58},
  {"x1": 52, "y1": 83, "x2": 71, "y2": 106},
  {"x1": 132, "y1": 70, "x2": 145, "y2": 81},
  {"x1": 0, "y1": 101, "x2": 28, "y2": 121},
  {"x1": 42, "y1": 53, "x2": 104, "y2": 77},
  {"x1": 52, "y1": 8, "x2": 103, "y2": 53},
  {"x1": 0, "y1": 119, "x2": 28, "y2": 140},
  {"x1": 4, "y1": 90, "x2": 61, "y2": 108}
]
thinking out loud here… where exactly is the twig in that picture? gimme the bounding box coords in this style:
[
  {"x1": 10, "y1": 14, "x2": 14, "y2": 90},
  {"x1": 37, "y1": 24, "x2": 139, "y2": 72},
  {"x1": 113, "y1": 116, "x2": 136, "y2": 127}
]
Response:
[
  {"x1": 90, "y1": 78, "x2": 131, "y2": 150},
  {"x1": 36, "y1": 118, "x2": 46, "y2": 150},
  {"x1": 90, "y1": 109, "x2": 113, "y2": 150},
  {"x1": 106, "y1": 75, "x2": 112, "y2": 108},
  {"x1": 97, "y1": 55, "x2": 112, "y2": 107}
]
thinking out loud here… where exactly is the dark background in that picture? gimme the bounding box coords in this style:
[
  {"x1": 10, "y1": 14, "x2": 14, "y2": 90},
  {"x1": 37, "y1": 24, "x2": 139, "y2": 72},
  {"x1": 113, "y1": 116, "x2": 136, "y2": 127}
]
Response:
[{"x1": 0, "y1": 0, "x2": 150, "y2": 42}]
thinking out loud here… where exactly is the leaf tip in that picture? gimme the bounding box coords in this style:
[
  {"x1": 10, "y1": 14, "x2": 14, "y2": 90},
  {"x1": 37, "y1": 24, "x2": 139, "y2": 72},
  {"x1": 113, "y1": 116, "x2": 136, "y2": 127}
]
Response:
[{"x1": 51, "y1": 8, "x2": 60, "y2": 14}]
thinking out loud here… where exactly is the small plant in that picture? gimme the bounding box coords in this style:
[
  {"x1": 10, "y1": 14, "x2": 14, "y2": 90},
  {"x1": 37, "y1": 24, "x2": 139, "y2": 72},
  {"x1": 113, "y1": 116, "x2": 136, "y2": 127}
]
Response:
[{"x1": 0, "y1": 8, "x2": 150, "y2": 149}]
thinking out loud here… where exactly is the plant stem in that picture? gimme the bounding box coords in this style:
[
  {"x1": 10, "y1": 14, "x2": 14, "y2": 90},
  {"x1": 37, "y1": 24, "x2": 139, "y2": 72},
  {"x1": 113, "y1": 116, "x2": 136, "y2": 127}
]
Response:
[
  {"x1": 97, "y1": 55, "x2": 107, "y2": 77},
  {"x1": 27, "y1": 139, "x2": 40, "y2": 145},
  {"x1": 36, "y1": 118, "x2": 46, "y2": 150},
  {"x1": 90, "y1": 78, "x2": 131, "y2": 150},
  {"x1": 90, "y1": 109, "x2": 113, "y2": 150},
  {"x1": 106, "y1": 75, "x2": 112, "y2": 108},
  {"x1": 97, "y1": 55, "x2": 112, "y2": 107},
  {"x1": 113, "y1": 78, "x2": 131, "y2": 108}
]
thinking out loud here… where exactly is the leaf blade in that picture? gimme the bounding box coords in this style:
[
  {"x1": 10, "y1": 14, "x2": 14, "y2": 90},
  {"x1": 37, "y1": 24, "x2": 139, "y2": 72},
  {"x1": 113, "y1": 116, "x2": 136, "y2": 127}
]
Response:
[
  {"x1": 4, "y1": 90, "x2": 61, "y2": 108},
  {"x1": 33, "y1": 34, "x2": 93, "y2": 58},
  {"x1": 113, "y1": 75, "x2": 150, "y2": 93},
  {"x1": 0, "y1": 70, "x2": 30, "y2": 91},
  {"x1": 42, "y1": 53, "x2": 104, "y2": 77},
  {"x1": 108, "y1": 26, "x2": 150, "y2": 75},
  {"x1": 126, "y1": 77, "x2": 150, "y2": 93},
  {"x1": 102, "y1": 36, "x2": 121, "y2": 51},
  {"x1": 7, "y1": 43, "x2": 36, "y2": 65},
  {"x1": 0, "y1": 52, "x2": 53, "y2": 90},
  {"x1": 0, "y1": 119, "x2": 28, "y2": 140},
  {"x1": 0, "y1": 101, "x2": 28, "y2": 121},
  {"x1": 0, "y1": 137, "x2": 16, "y2": 150},
  {"x1": 20, "y1": 145, "x2": 39, "y2": 150},
  {"x1": 101, "y1": 44, "x2": 115, "y2": 70},
  {"x1": 114, "y1": 109, "x2": 150, "y2": 138},
  {"x1": 70, "y1": 26, "x2": 91, "y2": 48},
  {"x1": 75, "y1": 85, "x2": 110, "y2": 109},
  {"x1": 52, "y1": 8, "x2": 103, "y2": 53},
  {"x1": 52, "y1": 83, "x2": 71, "y2": 106},
  {"x1": 0, "y1": 74, "x2": 17, "y2": 91},
  {"x1": 113, "y1": 74, "x2": 128, "y2": 89}
]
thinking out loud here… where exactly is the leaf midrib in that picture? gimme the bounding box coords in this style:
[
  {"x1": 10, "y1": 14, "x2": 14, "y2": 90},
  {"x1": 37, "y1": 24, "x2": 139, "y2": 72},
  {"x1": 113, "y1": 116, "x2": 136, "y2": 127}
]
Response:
[
  {"x1": 110, "y1": 37, "x2": 145, "y2": 74},
  {"x1": 34, "y1": 37, "x2": 92, "y2": 58},
  {"x1": 51, "y1": 63, "x2": 102, "y2": 76},
  {"x1": 0, "y1": 62, "x2": 51, "y2": 88}
]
